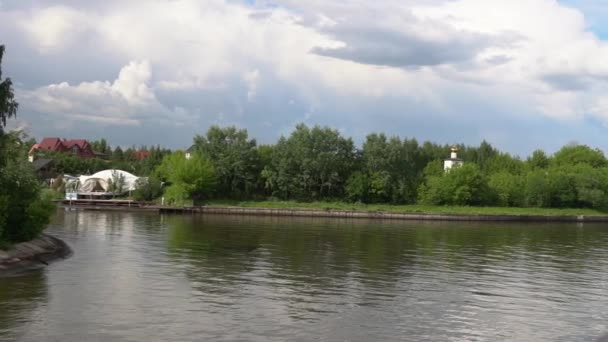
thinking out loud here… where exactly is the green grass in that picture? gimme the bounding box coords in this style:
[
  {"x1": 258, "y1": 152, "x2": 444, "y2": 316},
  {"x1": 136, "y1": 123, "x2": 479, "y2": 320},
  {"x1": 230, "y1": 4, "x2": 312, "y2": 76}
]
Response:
[{"x1": 207, "y1": 200, "x2": 608, "y2": 216}]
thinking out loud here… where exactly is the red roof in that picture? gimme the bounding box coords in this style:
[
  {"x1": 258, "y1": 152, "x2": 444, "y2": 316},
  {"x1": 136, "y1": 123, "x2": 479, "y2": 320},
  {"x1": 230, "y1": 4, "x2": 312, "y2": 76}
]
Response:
[
  {"x1": 133, "y1": 150, "x2": 150, "y2": 160},
  {"x1": 63, "y1": 139, "x2": 90, "y2": 150},
  {"x1": 28, "y1": 143, "x2": 40, "y2": 155},
  {"x1": 31, "y1": 137, "x2": 95, "y2": 158},
  {"x1": 38, "y1": 137, "x2": 63, "y2": 151}
]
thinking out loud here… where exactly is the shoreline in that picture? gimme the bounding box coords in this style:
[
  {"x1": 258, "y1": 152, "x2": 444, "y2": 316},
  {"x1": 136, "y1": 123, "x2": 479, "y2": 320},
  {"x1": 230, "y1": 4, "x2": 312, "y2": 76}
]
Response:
[
  {"x1": 0, "y1": 234, "x2": 72, "y2": 277},
  {"x1": 194, "y1": 206, "x2": 608, "y2": 222},
  {"x1": 58, "y1": 200, "x2": 608, "y2": 222}
]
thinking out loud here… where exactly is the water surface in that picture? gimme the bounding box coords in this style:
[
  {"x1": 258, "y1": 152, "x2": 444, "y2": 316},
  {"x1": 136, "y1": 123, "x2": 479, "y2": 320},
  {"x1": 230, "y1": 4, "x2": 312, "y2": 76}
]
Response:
[{"x1": 1, "y1": 211, "x2": 608, "y2": 341}]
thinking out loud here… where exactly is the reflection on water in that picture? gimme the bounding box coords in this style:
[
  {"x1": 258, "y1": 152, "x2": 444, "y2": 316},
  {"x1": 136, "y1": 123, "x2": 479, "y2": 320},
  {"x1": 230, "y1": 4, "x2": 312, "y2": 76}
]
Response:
[
  {"x1": 0, "y1": 272, "x2": 48, "y2": 341},
  {"x1": 1, "y1": 211, "x2": 608, "y2": 341}
]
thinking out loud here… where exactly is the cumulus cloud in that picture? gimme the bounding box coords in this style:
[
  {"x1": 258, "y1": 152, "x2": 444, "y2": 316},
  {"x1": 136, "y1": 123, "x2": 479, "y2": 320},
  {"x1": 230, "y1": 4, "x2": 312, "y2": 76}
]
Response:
[
  {"x1": 19, "y1": 61, "x2": 193, "y2": 126},
  {"x1": 3, "y1": 0, "x2": 608, "y2": 154},
  {"x1": 19, "y1": 5, "x2": 91, "y2": 53}
]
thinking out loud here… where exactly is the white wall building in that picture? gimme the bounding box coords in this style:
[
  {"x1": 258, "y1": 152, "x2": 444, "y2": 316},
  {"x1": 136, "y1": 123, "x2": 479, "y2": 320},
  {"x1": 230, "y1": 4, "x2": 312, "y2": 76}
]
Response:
[
  {"x1": 185, "y1": 146, "x2": 194, "y2": 160},
  {"x1": 444, "y1": 146, "x2": 463, "y2": 171}
]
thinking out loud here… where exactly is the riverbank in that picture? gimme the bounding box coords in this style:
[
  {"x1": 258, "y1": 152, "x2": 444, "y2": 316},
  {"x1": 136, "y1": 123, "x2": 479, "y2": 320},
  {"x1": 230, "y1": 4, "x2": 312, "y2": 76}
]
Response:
[
  {"x1": 0, "y1": 234, "x2": 72, "y2": 276},
  {"x1": 199, "y1": 205, "x2": 608, "y2": 222},
  {"x1": 207, "y1": 200, "x2": 608, "y2": 216},
  {"x1": 58, "y1": 199, "x2": 608, "y2": 222}
]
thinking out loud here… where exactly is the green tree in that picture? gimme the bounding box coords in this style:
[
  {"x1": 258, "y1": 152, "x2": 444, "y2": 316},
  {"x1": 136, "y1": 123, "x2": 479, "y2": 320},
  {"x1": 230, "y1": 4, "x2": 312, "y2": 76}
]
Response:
[
  {"x1": 113, "y1": 146, "x2": 124, "y2": 161},
  {"x1": 0, "y1": 133, "x2": 56, "y2": 243},
  {"x1": 418, "y1": 163, "x2": 488, "y2": 205},
  {"x1": 464, "y1": 140, "x2": 498, "y2": 171},
  {"x1": 553, "y1": 144, "x2": 606, "y2": 168},
  {"x1": 569, "y1": 164, "x2": 608, "y2": 209},
  {"x1": 526, "y1": 149, "x2": 550, "y2": 170},
  {"x1": 133, "y1": 176, "x2": 163, "y2": 202},
  {"x1": 155, "y1": 152, "x2": 216, "y2": 205},
  {"x1": 356, "y1": 133, "x2": 427, "y2": 203},
  {"x1": 524, "y1": 170, "x2": 550, "y2": 207},
  {"x1": 263, "y1": 124, "x2": 355, "y2": 200},
  {"x1": 108, "y1": 170, "x2": 126, "y2": 196},
  {"x1": 488, "y1": 171, "x2": 524, "y2": 207},
  {"x1": 547, "y1": 168, "x2": 576, "y2": 208},
  {"x1": 0, "y1": 47, "x2": 55, "y2": 244},
  {"x1": 193, "y1": 126, "x2": 260, "y2": 199},
  {"x1": 0, "y1": 45, "x2": 18, "y2": 133},
  {"x1": 485, "y1": 153, "x2": 525, "y2": 176},
  {"x1": 345, "y1": 171, "x2": 370, "y2": 203}
]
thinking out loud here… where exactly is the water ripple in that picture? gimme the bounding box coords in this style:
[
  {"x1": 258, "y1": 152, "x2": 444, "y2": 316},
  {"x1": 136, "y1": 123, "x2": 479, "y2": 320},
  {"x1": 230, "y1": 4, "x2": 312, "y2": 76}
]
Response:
[{"x1": 2, "y1": 212, "x2": 608, "y2": 341}]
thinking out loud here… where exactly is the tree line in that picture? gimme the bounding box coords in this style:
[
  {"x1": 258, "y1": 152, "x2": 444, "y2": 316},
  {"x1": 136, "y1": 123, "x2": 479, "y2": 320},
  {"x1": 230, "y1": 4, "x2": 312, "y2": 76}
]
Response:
[{"x1": 129, "y1": 124, "x2": 608, "y2": 211}]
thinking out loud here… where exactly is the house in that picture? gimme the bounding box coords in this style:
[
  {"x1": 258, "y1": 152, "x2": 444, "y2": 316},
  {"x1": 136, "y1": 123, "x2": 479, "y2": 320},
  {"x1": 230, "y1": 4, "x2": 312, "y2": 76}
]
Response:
[
  {"x1": 133, "y1": 150, "x2": 150, "y2": 160},
  {"x1": 185, "y1": 145, "x2": 194, "y2": 160},
  {"x1": 29, "y1": 137, "x2": 96, "y2": 160}
]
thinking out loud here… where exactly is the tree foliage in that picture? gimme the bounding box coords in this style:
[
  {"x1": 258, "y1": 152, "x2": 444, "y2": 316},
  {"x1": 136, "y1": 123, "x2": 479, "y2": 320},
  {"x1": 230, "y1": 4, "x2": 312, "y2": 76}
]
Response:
[
  {"x1": 262, "y1": 124, "x2": 355, "y2": 200},
  {"x1": 552, "y1": 144, "x2": 607, "y2": 168},
  {"x1": 133, "y1": 177, "x2": 163, "y2": 202},
  {"x1": 193, "y1": 126, "x2": 260, "y2": 199},
  {"x1": 0, "y1": 45, "x2": 18, "y2": 132},
  {"x1": 0, "y1": 133, "x2": 55, "y2": 243},
  {"x1": 155, "y1": 152, "x2": 216, "y2": 205},
  {"x1": 0, "y1": 47, "x2": 54, "y2": 244},
  {"x1": 418, "y1": 163, "x2": 488, "y2": 205}
]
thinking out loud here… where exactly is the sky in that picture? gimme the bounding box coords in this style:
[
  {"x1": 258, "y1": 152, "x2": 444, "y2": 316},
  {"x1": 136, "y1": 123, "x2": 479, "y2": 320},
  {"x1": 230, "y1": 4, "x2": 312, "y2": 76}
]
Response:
[{"x1": 1, "y1": 0, "x2": 608, "y2": 157}]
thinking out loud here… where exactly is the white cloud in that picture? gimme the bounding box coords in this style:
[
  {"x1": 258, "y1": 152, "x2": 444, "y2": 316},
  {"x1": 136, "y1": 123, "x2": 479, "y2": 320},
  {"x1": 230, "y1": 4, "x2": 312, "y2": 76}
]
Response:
[
  {"x1": 19, "y1": 61, "x2": 193, "y2": 126},
  {"x1": 243, "y1": 69, "x2": 260, "y2": 101},
  {"x1": 4, "y1": 0, "x2": 608, "y2": 153},
  {"x1": 20, "y1": 6, "x2": 91, "y2": 53}
]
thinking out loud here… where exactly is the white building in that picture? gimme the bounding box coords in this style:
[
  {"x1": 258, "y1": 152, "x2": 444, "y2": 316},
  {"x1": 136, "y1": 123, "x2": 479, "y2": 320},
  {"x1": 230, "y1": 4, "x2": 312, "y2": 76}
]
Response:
[
  {"x1": 185, "y1": 146, "x2": 194, "y2": 160},
  {"x1": 444, "y1": 146, "x2": 463, "y2": 171}
]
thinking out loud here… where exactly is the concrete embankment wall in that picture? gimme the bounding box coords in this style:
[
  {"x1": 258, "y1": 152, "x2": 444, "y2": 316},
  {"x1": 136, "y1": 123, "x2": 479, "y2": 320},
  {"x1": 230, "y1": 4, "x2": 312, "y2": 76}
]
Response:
[
  {"x1": 59, "y1": 201, "x2": 608, "y2": 222},
  {"x1": 195, "y1": 206, "x2": 608, "y2": 222},
  {"x1": 0, "y1": 234, "x2": 72, "y2": 276}
]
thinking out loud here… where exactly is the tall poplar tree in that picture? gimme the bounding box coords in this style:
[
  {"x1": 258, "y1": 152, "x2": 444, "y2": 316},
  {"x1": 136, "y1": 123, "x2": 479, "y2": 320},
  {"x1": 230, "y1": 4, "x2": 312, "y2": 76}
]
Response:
[{"x1": 0, "y1": 45, "x2": 18, "y2": 133}]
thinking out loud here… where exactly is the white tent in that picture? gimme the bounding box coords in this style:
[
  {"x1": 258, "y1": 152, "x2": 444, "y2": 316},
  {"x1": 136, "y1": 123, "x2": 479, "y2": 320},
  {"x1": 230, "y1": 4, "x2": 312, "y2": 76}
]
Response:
[{"x1": 76, "y1": 169, "x2": 141, "y2": 194}]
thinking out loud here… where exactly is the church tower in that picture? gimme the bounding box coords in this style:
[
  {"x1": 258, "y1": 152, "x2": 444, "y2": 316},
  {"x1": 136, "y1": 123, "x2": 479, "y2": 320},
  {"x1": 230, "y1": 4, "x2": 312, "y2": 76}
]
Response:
[{"x1": 444, "y1": 145, "x2": 463, "y2": 171}]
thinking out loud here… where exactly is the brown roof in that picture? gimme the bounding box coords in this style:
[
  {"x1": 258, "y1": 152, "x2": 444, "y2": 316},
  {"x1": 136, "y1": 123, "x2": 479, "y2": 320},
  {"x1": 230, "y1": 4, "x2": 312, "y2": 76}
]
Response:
[
  {"x1": 63, "y1": 139, "x2": 90, "y2": 149},
  {"x1": 36, "y1": 137, "x2": 90, "y2": 152},
  {"x1": 133, "y1": 150, "x2": 150, "y2": 159},
  {"x1": 32, "y1": 137, "x2": 95, "y2": 158},
  {"x1": 38, "y1": 137, "x2": 63, "y2": 151}
]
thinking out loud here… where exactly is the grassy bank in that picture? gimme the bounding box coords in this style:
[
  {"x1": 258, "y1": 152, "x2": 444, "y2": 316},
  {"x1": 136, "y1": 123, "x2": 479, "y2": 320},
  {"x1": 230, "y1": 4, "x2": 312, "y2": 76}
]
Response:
[{"x1": 207, "y1": 200, "x2": 607, "y2": 216}]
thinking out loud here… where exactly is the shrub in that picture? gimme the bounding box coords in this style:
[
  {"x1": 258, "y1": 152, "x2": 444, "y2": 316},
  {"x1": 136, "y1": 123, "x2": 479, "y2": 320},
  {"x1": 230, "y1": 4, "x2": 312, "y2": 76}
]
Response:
[{"x1": 133, "y1": 177, "x2": 163, "y2": 202}]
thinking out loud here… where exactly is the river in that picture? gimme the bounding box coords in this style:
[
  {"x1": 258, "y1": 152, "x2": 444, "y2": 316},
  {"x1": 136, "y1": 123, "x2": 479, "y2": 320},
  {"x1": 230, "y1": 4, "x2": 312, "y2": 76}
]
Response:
[{"x1": 1, "y1": 210, "x2": 608, "y2": 341}]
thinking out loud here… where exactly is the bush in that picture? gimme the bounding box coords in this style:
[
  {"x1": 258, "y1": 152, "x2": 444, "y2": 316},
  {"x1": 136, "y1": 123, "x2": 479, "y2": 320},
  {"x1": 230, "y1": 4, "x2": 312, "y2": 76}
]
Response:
[
  {"x1": 0, "y1": 141, "x2": 56, "y2": 243},
  {"x1": 524, "y1": 170, "x2": 550, "y2": 207},
  {"x1": 133, "y1": 177, "x2": 163, "y2": 202},
  {"x1": 488, "y1": 172, "x2": 524, "y2": 207},
  {"x1": 418, "y1": 163, "x2": 488, "y2": 206},
  {"x1": 345, "y1": 171, "x2": 369, "y2": 203},
  {"x1": 154, "y1": 152, "x2": 216, "y2": 205}
]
